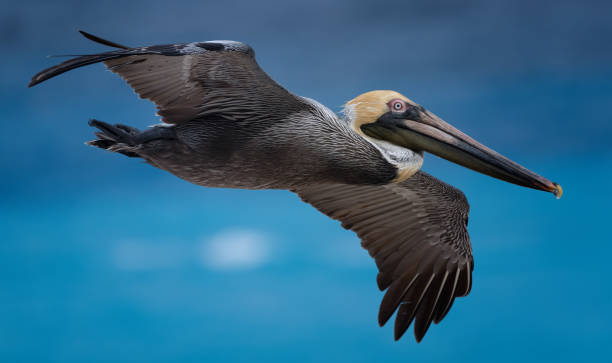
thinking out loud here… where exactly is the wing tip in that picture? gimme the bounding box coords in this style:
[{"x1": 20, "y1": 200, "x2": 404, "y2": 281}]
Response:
[
  {"x1": 378, "y1": 309, "x2": 391, "y2": 327},
  {"x1": 28, "y1": 74, "x2": 45, "y2": 88},
  {"x1": 77, "y1": 29, "x2": 131, "y2": 49},
  {"x1": 414, "y1": 319, "x2": 432, "y2": 343},
  {"x1": 414, "y1": 331, "x2": 426, "y2": 343}
]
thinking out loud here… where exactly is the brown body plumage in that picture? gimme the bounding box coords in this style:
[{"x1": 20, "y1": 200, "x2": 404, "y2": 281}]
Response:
[{"x1": 29, "y1": 31, "x2": 561, "y2": 342}]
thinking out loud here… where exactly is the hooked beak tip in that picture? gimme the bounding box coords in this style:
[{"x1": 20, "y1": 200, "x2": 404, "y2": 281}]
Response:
[
  {"x1": 542, "y1": 180, "x2": 563, "y2": 199},
  {"x1": 552, "y1": 182, "x2": 563, "y2": 199}
]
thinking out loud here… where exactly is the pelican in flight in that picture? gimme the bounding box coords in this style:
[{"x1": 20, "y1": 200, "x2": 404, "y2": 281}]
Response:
[{"x1": 29, "y1": 31, "x2": 562, "y2": 342}]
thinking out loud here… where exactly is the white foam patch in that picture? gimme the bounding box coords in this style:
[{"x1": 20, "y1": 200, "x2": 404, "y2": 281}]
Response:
[
  {"x1": 112, "y1": 239, "x2": 186, "y2": 270},
  {"x1": 200, "y1": 228, "x2": 270, "y2": 270}
]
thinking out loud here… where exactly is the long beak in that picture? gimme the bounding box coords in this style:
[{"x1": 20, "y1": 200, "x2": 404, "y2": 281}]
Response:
[{"x1": 361, "y1": 110, "x2": 563, "y2": 198}]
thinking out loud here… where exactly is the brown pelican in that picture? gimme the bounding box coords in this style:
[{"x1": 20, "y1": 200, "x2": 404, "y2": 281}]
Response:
[{"x1": 29, "y1": 31, "x2": 562, "y2": 342}]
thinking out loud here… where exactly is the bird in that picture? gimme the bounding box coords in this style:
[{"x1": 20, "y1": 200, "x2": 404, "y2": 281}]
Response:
[{"x1": 29, "y1": 31, "x2": 562, "y2": 343}]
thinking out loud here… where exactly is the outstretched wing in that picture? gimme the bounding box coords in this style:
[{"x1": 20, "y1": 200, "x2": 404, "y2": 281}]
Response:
[
  {"x1": 294, "y1": 171, "x2": 473, "y2": 342},
  {"x1": 29, "y1": 32, "x2": 310, "y2": 124}
]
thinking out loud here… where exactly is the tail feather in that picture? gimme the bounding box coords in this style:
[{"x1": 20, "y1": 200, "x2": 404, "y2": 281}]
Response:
[{"x1": 87, "y1": 119, "x2": 141, "y2": 158}]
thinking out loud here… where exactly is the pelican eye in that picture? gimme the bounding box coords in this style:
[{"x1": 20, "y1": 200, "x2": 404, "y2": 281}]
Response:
[{"x1": 389, "y1": 99, "x2": 407, "y2": 112}]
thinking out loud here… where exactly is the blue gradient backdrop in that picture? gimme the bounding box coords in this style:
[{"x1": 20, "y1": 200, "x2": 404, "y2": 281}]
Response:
[{"x1": 2, "y1": 1, "x2": 612, "y2": 362}]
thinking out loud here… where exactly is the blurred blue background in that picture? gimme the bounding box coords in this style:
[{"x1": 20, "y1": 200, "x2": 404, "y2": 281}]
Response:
[{"x1": 2, "y1": 0, "x2": 612, "y2": 362}]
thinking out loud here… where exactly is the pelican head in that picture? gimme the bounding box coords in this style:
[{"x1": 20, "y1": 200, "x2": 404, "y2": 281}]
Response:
[{"x1": 346, "y1": 90, "x2": 562, "y2": 197}]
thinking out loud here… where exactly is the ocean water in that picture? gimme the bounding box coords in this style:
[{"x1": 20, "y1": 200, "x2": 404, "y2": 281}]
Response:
[{"x1": 2, "y1": 1, "x2": 612, "y2": 362}]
